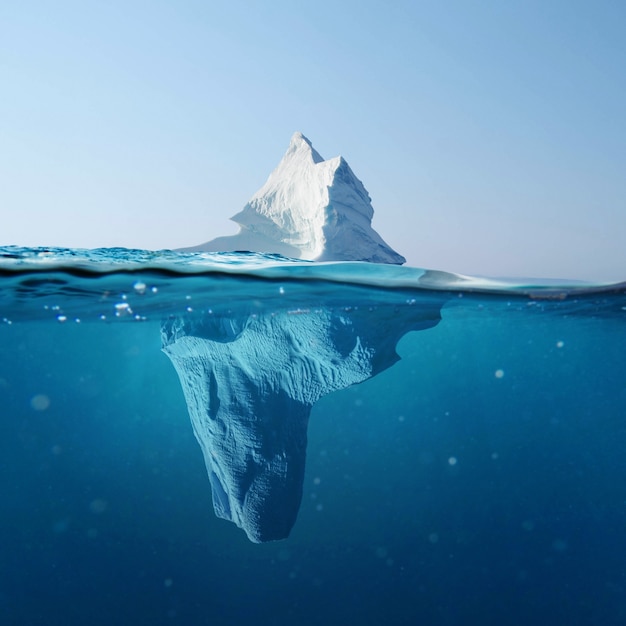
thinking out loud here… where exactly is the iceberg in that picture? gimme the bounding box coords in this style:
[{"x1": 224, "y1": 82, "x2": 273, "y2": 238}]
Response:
[
  {"x1": 164, "y1": 133, "x2": 420, "y2": 541},
  {"x1": 162, "y1": 302, "x2": 443, "y2": 542},
  {"x1": 182, "y1": 132, "x2": 406, "y2": 264}
]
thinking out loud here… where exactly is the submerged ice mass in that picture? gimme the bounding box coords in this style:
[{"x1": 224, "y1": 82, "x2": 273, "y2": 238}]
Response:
[
  {"x1": 162, "y1": 303, "x2": 442, "y2": 542},
  {"x1": 182, "y1": 132, "x2": 405, "y2": 264}
]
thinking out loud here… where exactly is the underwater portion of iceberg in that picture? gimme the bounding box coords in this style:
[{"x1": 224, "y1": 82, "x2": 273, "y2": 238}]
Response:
[{"x1": 162, "y1": 303, "x2": 442, "y2": 542}]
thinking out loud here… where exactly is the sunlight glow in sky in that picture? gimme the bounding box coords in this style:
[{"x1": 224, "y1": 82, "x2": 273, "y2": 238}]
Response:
[{"x1": 1, "y1": 1, "x2": 624, "y2": 281}]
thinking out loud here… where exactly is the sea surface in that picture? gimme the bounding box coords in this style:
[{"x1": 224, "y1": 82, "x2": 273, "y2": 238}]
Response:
[{"x1": 1, "y1": 247, "x2": 625, "y2": 626}]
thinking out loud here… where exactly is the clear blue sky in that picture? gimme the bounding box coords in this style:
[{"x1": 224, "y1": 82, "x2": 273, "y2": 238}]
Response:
[{"x1": 1, "y1": 0, "x2": 624, "y2": 281}]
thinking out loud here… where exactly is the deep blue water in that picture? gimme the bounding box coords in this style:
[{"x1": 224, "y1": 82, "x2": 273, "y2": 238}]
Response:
[{"x1": 1, "y1": 248, "x2": 625, "y2": 625}]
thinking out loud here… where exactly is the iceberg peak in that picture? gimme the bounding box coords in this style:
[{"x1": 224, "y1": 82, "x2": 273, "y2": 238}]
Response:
[
  {"x1": 287, "y1": 131, "x2": 317, "y2": 153},
  {"x1": 183, "y1": 133, "x2": 406, "y2": 264}
]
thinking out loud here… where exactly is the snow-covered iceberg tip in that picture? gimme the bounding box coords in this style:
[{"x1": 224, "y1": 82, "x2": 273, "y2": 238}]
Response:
[{"x1": 182, "y1": 132, "x2": 406, "y2": 264}]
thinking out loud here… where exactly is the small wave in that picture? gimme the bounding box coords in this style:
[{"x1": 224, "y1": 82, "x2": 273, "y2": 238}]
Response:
[{"x1": 1, "y1": 246, "x2": 623, "y2": 294}]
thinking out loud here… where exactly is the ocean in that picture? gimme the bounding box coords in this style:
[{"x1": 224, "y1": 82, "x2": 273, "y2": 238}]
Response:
[{"x1": 1, "y1": 247, "x2": 625, "y2": 626}]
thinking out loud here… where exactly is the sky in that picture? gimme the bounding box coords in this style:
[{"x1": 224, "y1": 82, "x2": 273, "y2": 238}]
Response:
[{"x1": 1, "y1": 0, "x2": 624, "y2": 281}]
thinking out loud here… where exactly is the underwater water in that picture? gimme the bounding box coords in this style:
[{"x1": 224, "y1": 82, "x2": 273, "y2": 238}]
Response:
[{"x1": 1, "y1": 247, "x2": 625, "y2": 626}]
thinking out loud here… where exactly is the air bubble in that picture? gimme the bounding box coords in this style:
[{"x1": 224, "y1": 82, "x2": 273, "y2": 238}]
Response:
[
  {"x1": 31, "y1": 394, "x2": 51, "y2": 411},
  {"x1": 89, "y1": 499, "x2": 108, "y2": 514},
  {"x1": 115, "y1": 302, "x2": 133, "y2": 317}
]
